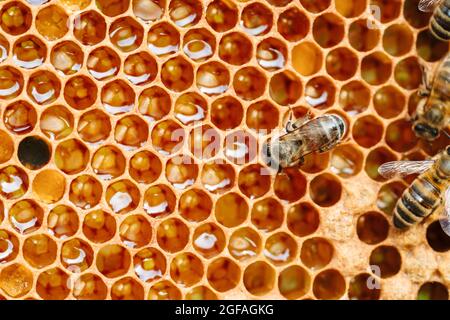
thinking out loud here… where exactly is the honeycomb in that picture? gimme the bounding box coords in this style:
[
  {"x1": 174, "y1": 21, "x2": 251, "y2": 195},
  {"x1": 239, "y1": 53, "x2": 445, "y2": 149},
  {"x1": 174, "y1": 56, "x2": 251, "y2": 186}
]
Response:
[{"x1": 0, "y1": 0, "x2": 449, "y2": 300}]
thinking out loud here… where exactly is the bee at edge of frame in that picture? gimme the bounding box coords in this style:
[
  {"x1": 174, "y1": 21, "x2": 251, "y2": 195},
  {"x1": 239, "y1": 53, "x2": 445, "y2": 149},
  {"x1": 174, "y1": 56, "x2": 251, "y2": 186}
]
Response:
[
  {"x1": 412, "y1": 51, "x2": 450, "y2": 141},
  {"x1": 378, "y1": 145, "x2": 450, "y2": 236},
  {"x1": 262, "y1": 112, "x2": 347, "y2": 171},
  {"x1": 418, "y1": 0, "x2": 450, "y2": 42}
]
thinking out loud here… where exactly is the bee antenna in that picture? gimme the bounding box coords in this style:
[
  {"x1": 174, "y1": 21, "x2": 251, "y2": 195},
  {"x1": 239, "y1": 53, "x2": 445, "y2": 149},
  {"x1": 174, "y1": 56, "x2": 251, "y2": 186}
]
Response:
[{"x1": 443, "y1": 130, "x2": 450, "y2": 139}]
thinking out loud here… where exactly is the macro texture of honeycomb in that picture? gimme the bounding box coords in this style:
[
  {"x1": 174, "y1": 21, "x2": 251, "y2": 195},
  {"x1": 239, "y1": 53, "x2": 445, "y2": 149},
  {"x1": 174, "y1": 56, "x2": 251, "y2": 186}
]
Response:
[{"x1": 0, "y1": 0, "x2": 449, "y2": 300}]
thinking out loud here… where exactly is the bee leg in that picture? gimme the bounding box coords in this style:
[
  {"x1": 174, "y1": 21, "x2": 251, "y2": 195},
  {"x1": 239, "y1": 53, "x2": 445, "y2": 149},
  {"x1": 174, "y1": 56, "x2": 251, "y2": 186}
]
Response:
[
  {"x1": 318, "y1": 142, "x2": 337, "y2": 153},
  {"x1": 418, "y1": 64, "x2": 432, "y2": 97},
  {"x1": 285, "y1": 111, "x2": 313, "y2": 133}
]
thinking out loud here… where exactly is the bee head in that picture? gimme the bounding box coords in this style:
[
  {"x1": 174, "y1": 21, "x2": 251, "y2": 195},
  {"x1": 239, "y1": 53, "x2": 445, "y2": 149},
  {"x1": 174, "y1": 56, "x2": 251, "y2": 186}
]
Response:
[{"x1": 413, "y1": 122, "x2": 439, "y2": 141}]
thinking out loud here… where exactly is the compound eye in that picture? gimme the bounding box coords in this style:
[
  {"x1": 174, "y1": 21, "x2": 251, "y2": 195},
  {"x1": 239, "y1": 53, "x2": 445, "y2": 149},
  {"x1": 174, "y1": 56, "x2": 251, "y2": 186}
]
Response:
[{"x1": 413, "y1": 123, "x2": 426, "y2": 134}]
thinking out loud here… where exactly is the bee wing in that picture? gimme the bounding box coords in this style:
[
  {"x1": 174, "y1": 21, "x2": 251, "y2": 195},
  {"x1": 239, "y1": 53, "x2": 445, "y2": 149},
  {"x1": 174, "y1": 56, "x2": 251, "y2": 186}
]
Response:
[
  {"x1": 418, "y1": 0, "x2": 441, "y2": 12},
  {"x1": 439, "y1": 186, "x2": 450, "y2": 237},
  {"x1": 378, "y1": 160, "x2": 435, "y2": 179},
  {"x1": 294, "y1": 119, "x2": 328, "y2": 153}
]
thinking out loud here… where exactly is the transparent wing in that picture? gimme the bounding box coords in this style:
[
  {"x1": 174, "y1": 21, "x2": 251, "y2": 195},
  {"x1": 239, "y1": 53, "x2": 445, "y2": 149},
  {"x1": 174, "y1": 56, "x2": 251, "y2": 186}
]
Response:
[
  {"x1": 418, "y1": 0, "x2": 441, "y2": 12},
  {"x1": 378, "y1": 160, "x2": 435, "y2": 179},
  {"x1": 439, "y1": 186, "x2": 450, "y2": 237}
]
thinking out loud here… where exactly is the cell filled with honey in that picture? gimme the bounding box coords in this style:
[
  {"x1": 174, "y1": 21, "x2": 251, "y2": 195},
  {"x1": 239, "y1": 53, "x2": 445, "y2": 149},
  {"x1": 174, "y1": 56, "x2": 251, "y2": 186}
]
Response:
[
  {"x1": 111, "y1": 277, "x2": 145, "y2": 300},
  {"x1": 3, "y1": 100, "x2": 37, "y2": 135},
  {"x1": 169, "y1": 0, "x2": 202, "y2": 28},
  {"x1": 35, "y1": 5, "x2": 69, "y2": 41},
  {"x1": 246, "y1": 100, "x2": 279, "y2": 133},
  {"x1": 40, "y1": 105, "x2": 74, "y2": 140},
  {"x1": 61, "y1": 238, "x2": 94, "y2": 272},
  {"x1": 83, "y1": 210, "x2": 117, "y2": 243},
  {"x1": 0, "y1": 66, "x2": 24, "y2": 100},
  {"x1": 138, "y1": 86, "x2": 171, "y2": 122},
  {"x1": 174, "y1": 92, "x2": 207, "y2": 125},
  {"x1": 206, "y1": 0, "x2": 238, "y2": 32},
  {"x1": 55, "y1": 139, "x2": 90, "y2": 175},
  {"x1": 196, "y1": 61, "x2": 230, "y2": 96},
  {"x1": 165, "y1": 155, "x2": 198, "y2": 190},
  {"x1": 207, "y1": 257, "x2": 240, "y2": 292},
  {"x1": 91, "y1": 146, "x2": 126, "y2": 180},
  {"x1": 114, "y1": 115, "x2": 148, "y2": 149},
  {"x1": 349, "y1": 19, "x2": 380, "y2": 52},
  {"x1": 69, "y1": 175, "x2": 103, "y2": 209},
  {"x1": 120, "y1": 215, "x2": 152, "y2": 248},
  {"x1": 0, "y1": 1, "x2": 32, "y2": 36},
  {"x1": 78, "y1": 110, "x2": 111, "y2": 144},
  {"x1": 156, "y1": 218, "x2": 190, "y2": 253},
  {"x1": 132, "y1": 0, "x2": 165, "y2": 22},
  {"x1": 278, "y1": 265, "x2": 311, "y2": 300},
  {"x1": 228, "y1": 227, "x2": 262, "y2": 261},
  {"x1": 87, "y1": 47, "x2": 121, "y2": 81},
  {"x1": 133, "y1": 247, "x2": 166, "y2": 282},
  {"x1": 73, "y1": 274, "x2": 108, "y2": 300},
  {"x1": 151, "y1": 120, "x2": 185, "y2": 155},
  {"x1": 47, "y1": 205, "x2": 79, "y2": 239},
  {"x1": 170, "y1": 252, "x2": 203, "y2": 287},
  {"x1": 192, "y1": 222, "x2": 226, "y2": 258},
  {"x1": 211, "y1": 96, "x2": 243, "y2": 131},
  {"x1": 124, "y1": 52, "x2": 157, "y2": 85},
  {"x1": 148, "y1": 280, "x2": 182, "y2": 300},
  {"x1": 96, "y1": 244, "x2": 131, "y2": 278},
  {"x1": 264, "y1": 232, "x2": 298, "y2": 266},
  {"x1": 0, "y1": 165, "x2": 29, "y2": 200},
  {"x1": 179, "y1": 188, "x2": 212, "y2": 222},
  {"x1": 73, "y1": 10, "x2": 106, "y2": 46},
  {"x1": 243, "y1": 261, "x2": 275, "y2": 296},
  {"x1": 215, "y1": 192, "x2": 248, "y2": 228},
  {"x1": 129, "y1": 150, "x2": 162, "y2": 184},
  {"x1": 36, "y1": 268, "x2": 70, "y2": 300},
  {"x1": 251, "y1": 197, "x2": 284, "y2": 232},
  {"x1": 256, "y1": 38, "x2": 287, "y2": 73},
  {"x1": 201, "y1": 161, "x2": 235, "y2": 194},
  {"x1": 287, "y1": 202, "x2": 320, "y2": 237},
  {"x1": 219, "y1": 32, "x2": 252, "y2": 66},
  {"x1": 13, "y1": 35, "x2": 46, "y2": 69},
  {"x1": 234, "y1": 67, "x2": 266, "y2": 101},
  {"x1": 109, "y1": 17, "x2": 144, "y2": 53},
  {"x1": 101, "y1": 79, "x2": 135, "y2": 115},
  {"x1": 23, "y1": 234, "x2": 58, "y2": 268},
  {"x1": 32, "y1": 169, "x2": 66, "y2": 204},
  {"x1": 143, "y1": 184, "x2": 176, "y2": 218},
  {"x1": 50, "y1": 41, "x2": 83, "y2": 75},
  {"x1": 97, "y1": 0, "x2": 130, "y2": 17},
  {"x1": 278, "y1": 7, "x2": 309, "y2": 42},
  {"x1": 0, "y1": 263, "x2": 33, "y2": 298},
  {"x1": 147, "y1": 22, "x2": 180, "y2": 56},
  {"x1": 240, "y1": 2, "x2": 273, "y2": 37},
  {"x1": 106, "y1": 180, "x2": 140, "y2": 214},
  {"x1": 0, "y1": 229, "x2": 19, "y2": 263},
  {"x1": 183, "y1": 28, "x2": 215, "y2": 62},
  {"x1": 64, "y1": 75, "x2": 98, "y2": 110}
]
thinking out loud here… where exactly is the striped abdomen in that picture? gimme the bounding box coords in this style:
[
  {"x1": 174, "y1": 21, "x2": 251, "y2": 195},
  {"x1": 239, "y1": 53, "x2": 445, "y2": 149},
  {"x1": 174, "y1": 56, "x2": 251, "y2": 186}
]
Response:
[
  {"x1": 430, "y1": 0, "x2": 450, "y2": 41},
  {"x1": 393, "y1": 170, "x2": 444, "y2": 229}
]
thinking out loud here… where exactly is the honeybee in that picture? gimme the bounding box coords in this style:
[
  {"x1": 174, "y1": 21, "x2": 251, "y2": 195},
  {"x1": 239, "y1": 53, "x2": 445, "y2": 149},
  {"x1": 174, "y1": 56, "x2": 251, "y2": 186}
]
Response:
[
  {"x1": 418, "y1": 0, "x2": 450, "y2": 41},
  {"x1": 378, "y1": 146, "x2": 450, "y2": 236},
  {"x1": 412, "y1": 52, "x2": 450, "y2": 140},
  {"x1": 263, "y1": 112, "x2": 346, "y2": 170}
]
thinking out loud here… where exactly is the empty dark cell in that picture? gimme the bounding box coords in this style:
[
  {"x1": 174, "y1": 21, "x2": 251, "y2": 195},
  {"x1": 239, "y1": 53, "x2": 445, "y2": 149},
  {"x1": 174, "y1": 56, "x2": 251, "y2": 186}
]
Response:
[
  {"x1": 18, "y1": 136, "x2": 51, "y2": 170},
  {"x1": 426, "y1": 220, "x2": 450, "y2": 252}
]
